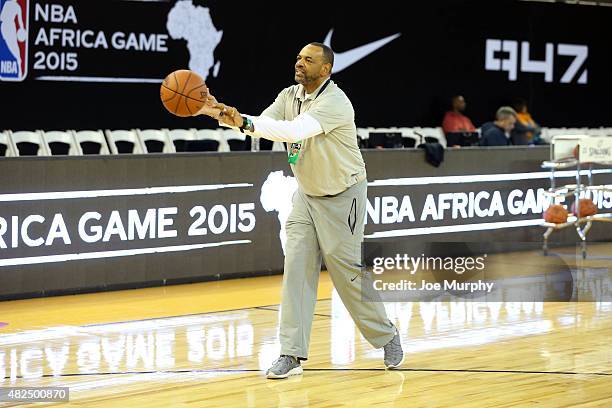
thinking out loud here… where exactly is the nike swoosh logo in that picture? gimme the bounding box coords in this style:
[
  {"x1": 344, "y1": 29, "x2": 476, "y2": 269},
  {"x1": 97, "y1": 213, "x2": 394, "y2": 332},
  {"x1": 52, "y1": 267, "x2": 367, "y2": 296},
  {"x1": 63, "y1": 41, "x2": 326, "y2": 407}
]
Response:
[
  {"x1": 350, "y1": 274, "x2": 358, "y2": 282},
  {"x1": 324, "y1": 29, "x2": 401, "y2": 74}
]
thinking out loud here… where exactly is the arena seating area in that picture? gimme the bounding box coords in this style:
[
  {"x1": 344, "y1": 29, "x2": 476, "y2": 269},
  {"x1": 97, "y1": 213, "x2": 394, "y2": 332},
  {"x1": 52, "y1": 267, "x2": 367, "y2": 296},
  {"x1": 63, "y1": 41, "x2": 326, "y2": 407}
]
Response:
[
  {"x1": 1, "y1": 127, "x2": 611, "y2": 156},
  {"x1": 0, "y1": 128, "x2": 281, "y2": 156}
]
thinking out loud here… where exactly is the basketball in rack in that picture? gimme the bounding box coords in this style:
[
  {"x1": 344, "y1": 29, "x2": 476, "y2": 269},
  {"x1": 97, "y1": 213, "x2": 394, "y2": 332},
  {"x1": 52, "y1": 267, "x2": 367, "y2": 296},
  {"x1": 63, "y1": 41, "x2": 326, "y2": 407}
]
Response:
[{"x1": 541, "y1": 135, "x2": 612, "y2": 258}]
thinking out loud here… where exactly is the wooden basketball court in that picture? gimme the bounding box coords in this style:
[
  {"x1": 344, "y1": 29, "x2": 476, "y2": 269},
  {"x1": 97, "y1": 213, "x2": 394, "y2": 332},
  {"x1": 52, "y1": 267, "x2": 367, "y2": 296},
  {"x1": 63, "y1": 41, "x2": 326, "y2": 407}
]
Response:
[{"x1": 1, "y1": 244, "x2": 611, "y2": 407}]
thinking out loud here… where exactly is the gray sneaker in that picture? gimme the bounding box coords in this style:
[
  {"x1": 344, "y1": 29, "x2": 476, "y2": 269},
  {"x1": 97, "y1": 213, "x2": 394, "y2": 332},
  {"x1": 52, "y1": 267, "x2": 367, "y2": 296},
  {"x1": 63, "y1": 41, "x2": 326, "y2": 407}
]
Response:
[
  {"x1": 266, "y1": 355, "x2": 303, "y2": 379},
  {"x1": 383, "y1": 328, "x2": 404, "y2": 369}
]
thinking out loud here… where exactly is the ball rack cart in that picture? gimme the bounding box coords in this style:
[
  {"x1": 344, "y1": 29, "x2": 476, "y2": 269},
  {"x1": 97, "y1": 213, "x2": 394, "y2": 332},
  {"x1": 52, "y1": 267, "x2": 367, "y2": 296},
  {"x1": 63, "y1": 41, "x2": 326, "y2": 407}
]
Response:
[{"x1": 541, "y1": 135, "x2": 612, "y2": 258}]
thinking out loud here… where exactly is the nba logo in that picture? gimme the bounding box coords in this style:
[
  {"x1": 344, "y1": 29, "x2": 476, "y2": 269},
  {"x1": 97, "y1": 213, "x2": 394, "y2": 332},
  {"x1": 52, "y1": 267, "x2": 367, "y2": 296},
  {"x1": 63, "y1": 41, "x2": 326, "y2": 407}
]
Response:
[{"x1": 0, "y1": 0, "x2": 28, "y2": 81}]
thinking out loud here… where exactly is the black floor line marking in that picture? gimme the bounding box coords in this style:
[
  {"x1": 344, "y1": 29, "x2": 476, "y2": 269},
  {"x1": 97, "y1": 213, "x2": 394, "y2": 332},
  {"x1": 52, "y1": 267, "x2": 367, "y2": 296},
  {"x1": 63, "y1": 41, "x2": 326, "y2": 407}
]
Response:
[
  {"x1": 5, "y1": 367, "x2": 611, "y2": 381},
  {"x1": 3, "y1": 369, "x2": 261, "y2": 380},
  {"x1": 254, "y1": 306, "x2": 332, "y2": 318},
  {"x1": 303, "y1": 368, "x2": 612, "y2": 376},
  {"x1": 82, "y1": 298, "x2": 333, "y2": 328}
]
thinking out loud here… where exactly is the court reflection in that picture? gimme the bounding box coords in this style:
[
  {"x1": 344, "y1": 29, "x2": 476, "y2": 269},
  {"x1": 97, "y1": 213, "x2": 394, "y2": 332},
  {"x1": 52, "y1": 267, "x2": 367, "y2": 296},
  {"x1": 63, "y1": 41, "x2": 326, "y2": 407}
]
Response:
[
  {"x1": 0, "y1": 313, "x2": 261, "y2": 382},
  {"x1": 0, "y1": 299, "x2": 610, "y2": 385}
]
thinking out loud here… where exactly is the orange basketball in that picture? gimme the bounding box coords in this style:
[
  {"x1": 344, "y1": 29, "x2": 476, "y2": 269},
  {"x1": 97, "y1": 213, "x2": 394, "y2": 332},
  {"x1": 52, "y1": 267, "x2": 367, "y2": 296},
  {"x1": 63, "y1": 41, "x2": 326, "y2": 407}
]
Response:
[
  {"x1": 160, "y1": 70, "x2": 209, "y2": 117},
  {"x1": 544, "y1": 204, "x2": 568, "y2": 224},
  {"x1": 572, "y1": 198, "x2": 597, "y2": 218}
]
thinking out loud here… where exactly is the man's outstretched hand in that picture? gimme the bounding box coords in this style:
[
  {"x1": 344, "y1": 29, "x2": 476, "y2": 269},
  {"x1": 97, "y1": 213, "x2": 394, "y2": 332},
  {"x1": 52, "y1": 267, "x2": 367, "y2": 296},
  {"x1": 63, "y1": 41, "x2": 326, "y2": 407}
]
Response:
[{"x1": 197, "y1": 94, "x2": 244, "y2": 128}]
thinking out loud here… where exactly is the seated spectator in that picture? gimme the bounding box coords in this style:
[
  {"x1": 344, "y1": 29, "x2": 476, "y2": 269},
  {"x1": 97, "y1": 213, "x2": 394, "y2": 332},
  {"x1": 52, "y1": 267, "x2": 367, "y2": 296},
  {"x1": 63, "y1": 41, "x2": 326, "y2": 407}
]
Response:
[
  {"x1": 479, "y1": 106, "x2": 517, "y2": 146},
  {"x1": 442, "y1": 95, "x2": 477, "y2": 134},
  {"x1": 511, "y1": 98, "x2": 542, "y2": 145}
]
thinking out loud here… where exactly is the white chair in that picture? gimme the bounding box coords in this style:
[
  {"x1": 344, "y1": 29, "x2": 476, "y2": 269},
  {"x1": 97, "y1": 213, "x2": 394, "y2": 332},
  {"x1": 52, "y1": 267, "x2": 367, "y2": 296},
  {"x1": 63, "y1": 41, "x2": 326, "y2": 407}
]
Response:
[
  {"x1": 137, "y1": 129, "x2": 176, "y2": 153},
  {"x1": 356, "y1": 127, "x2": 369, "y2": 138},
  {"x1": 398, "y1": 127, "x2": 422, "y2": 148},
  {"x1": 9, "y1": 130, "x2": 49, "y2": 156},
  {"x1": 42, "y1": 130, "x2": 79, "y2": 155},
  {"x1": 0, "y1": 130, "x2": 17, "y2": 157},
  {"x1": 167, "y1": 128, "x2": 195, "y2": 152},
  {"x1": 539, "y1": 127, "x2": 551, "y2": 144},
  {"x1": 365, "y1": 127, "x2": 404, "y2": 148},
  {"x1": 542, "y1": 128, "x2": 569, "y2": 144},
  {"x1": 586, "y1": 128, "x2": 608, "y2": 138},
  {"x1": 356, "y1": 127, "x2": 369, "y2": 148},
  {"x1": 565, "y1": 128, "x2": 586, "y2": 135},
  {"x1": 193, "y1": 128, "x2": 228, "y2": 152},
  {"x1": 370, "y1": 127, "x2": 394, "y2": 133},
  {"x1": 105, "y1": 129, "x2": 145, "y2": 154},
  {"x1": 546, "y1": 128, "x2": 567, "y2": 136},
  {"x1": 222, "y1": 128, "x2": 247, "y2": 151},
  {"x1": 72, "y1": 130, "x2": 111, "y2": 155},
  {"x1": 592, "y1": 128, "x2": 612, "y2": 137},
  {"x1": 419, "y1": 127, "x2": 447, "y2": 147}
]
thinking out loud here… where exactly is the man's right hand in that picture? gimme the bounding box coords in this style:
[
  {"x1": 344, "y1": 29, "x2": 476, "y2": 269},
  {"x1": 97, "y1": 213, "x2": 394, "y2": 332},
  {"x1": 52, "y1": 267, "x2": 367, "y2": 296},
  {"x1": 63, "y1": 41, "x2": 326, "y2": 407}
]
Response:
[
  {"x1": 196, "y1": 95, "x2": 244, "y2": 128},
  {"x1": 196, "y1": 95, "x2": 223, "y2": 119}
]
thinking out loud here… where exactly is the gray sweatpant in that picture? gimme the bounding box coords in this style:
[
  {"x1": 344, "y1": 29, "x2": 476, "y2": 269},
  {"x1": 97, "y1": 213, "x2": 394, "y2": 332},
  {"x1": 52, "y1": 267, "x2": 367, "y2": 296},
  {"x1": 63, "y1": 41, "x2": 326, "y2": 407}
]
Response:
[{"x1": 279, "y1": 178, "x2": 395, "y2": 359}]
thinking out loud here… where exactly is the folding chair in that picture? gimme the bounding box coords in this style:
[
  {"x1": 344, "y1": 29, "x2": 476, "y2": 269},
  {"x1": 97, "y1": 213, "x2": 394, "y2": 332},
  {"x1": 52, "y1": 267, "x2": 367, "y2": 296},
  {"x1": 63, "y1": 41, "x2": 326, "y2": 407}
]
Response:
[
  {"x1": 137, "y1": 128, "x2": 176, "y2": 153},
  {"x1": 0, "y1": 130, "x2": 17, "y2": 157},
  {"x1": 105, "y1": 129, "x2": 145, "y2": 154},
  {"x1": 73, "y1": 130, "x2": 111, "y2": 155},
  {"x1": 42, "y1": 130, "x2": 79, "y2": 155},
  {"x1": 9, "y1": 130, "x2": 49, "y2": 156}
]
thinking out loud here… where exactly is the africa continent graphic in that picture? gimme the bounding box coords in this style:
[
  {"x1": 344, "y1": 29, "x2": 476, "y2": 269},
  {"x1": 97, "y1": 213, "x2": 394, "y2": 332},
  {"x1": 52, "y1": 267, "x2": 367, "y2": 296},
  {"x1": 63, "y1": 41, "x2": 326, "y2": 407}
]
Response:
[
  {"x1": 166, "y1": 0, "x2": 223, "y2": 80},
  {"x1": 260, "y1": 171, "x2": 298, "y2": 256}
]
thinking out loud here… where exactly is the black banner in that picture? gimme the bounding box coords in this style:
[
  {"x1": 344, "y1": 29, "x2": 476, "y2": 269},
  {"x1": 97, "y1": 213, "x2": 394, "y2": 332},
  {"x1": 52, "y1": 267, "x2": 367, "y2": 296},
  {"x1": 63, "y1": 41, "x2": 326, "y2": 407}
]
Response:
[
  {"x1": 0, "y1": 0, "x2": 611, "y2": 131},
  {"x1": 0, "y1": 148, "x2": 611, "y2": 299}
]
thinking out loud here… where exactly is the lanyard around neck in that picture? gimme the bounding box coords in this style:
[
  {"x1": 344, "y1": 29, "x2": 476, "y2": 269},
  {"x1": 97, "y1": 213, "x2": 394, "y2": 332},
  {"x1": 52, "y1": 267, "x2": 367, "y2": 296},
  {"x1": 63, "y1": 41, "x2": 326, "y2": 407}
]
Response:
[
  {"x1": 297, "y1": 79, "x2": 331, "y2": 114},
  {"x1": 289, "y1": 79, "x2": 331, "y2": 165}
]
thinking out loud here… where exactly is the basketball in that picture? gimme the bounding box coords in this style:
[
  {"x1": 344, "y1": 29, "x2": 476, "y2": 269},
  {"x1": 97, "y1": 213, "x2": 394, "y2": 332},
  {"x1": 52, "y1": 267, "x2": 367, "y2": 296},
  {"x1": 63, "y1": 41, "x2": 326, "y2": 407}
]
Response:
[
  {"x1": 572, "y1": 198, "x2": 597, "y2": 217},
  {"x1": 160, "y1": 70, "x2": 209, "y2": 117},
  {"x1": 543, "y1": 204, "x2": 568, "y2": 223}
]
